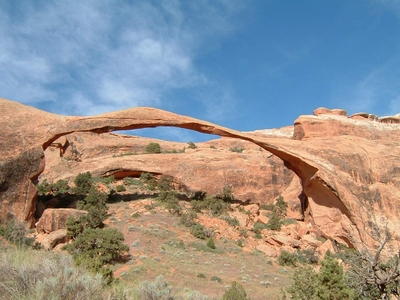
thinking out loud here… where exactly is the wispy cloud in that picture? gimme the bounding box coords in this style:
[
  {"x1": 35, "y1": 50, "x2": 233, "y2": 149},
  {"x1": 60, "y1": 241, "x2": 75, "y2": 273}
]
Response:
[
  {"x1": 333, "y1": 58, "x2": 400, "y2": 116},
  {"x1": 0, "y1": 0, "x2": 244, "y2": 119}
]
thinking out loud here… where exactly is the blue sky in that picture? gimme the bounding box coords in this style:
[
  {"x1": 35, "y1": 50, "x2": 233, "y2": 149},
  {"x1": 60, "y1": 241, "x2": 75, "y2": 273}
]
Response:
[{"x1": 1, "y1": 0, "x2": 400, "y2": 141}]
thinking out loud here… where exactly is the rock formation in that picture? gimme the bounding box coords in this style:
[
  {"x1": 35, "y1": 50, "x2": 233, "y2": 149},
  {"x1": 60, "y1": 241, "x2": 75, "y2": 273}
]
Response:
[{"x1": 1, "y1": 98, "x2": 400, "y2": 251}]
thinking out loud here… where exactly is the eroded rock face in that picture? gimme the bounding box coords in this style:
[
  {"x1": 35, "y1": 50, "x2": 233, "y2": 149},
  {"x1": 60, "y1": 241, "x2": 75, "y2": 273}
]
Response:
[
  {"x1": 40, "y1": 132, "x2": 295, "y2": 206},
  {"x1": 35, "y1": 208, "x2": 87, "y2": 234},
  {"x1": 1, "y1": 98, "x2": 400, "y2": 252}
]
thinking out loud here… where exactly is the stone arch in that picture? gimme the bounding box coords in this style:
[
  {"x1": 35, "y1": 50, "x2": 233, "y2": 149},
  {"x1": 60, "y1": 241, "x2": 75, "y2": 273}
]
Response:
[{"x1": 0, "y1": 99, "x2": 362, "y2": 248}]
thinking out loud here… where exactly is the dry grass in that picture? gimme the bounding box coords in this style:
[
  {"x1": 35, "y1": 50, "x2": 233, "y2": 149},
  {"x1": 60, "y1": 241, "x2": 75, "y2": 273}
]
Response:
[
  {"x1": 107, "y1": 201, "x2": 294, "y2": 299},
  {"x1": 0, "y1": 246, "x2": 137, "y2": 300}
]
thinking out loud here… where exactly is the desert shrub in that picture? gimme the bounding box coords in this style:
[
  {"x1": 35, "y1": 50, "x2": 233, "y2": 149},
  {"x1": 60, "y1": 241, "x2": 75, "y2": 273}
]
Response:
[
  {"x1": 74, "y1": 171, "x2": 93, "y2": 194},
  {"x1": 210, "y1": 276, "x2": 222, "y2": 283},
  {"x1": 132, "y1": 212, "x2": 141, "y2": 218},
  {"x1": 0, "y1": 247, "x2": 108, "y2": 300},
  {"x1": 221, "y1": 281, "x2": 249, "y2": 300},
  {"x1": 188, "y1": 142, "x2": 197, "y2": 149},
  {"x1": 266, "y1": 212, "x2": 282, "y2": 231},
  {"x1": 180, "y1": 212, "x2": 197, "y2": 227},
  {"x1": 116, "y1": 185, "x2": 126, "y2": 192},
  {"x1": 297, "y1": 249, "x2": 319, "y2": 265},
  {"x1": 145, "y1": 142, "x2": 161, "y2": 154},
  {"x1": 0, "y1": 219, "x2": 33, "y2": 247},
  {"x1": 36, "y1": 179, "x2": 70, "y2": 196},
  {"x1": 66, "y1": 216, "x2": 85, "y2": 240},
  {"x1": 64, "y1": 228, "x2": 129, "y2": 283},
  {"x1": 220, "y1": 214, "x2": 239, "y2": 227},
  {"x1": 138, "y1": 275, "x2": 174, "y2": 300},
  {"x1": 77, "y1": 187, "x2": 109, "y2": 229},
  {"x1": 278, "y1": 250, "x2": 299, "y2": 267},
  {"x1": 229, "y1": 146, "x2": 244, "y2": 153},
  {"x1": 191, "y1": 196, "x2": 229, "y2": 216},
  {"x1": 93, "y1": 175, "x2": 115, "y2": 185},
  {"x1": 197, "y1": 273, "x2": 207, "y2": 278},
  {"x1": 190, "y1": 223, "x2": 207, "y2": 239},
  {"x1": 140, "y1": 173, "x2": 157, "y2": 190},
  {"x1": 217, "y1": 185, "x2": 234, "y2": 202},
  {"x1": 123, "y1": 177, "x2": 142, "y2": 186},
  {"x1": 275, "y1": 195, "x2": 288, "y2": 217},
  {"x1": 158, "y1": 175, "x2": 173, "y2": 191},
  {"x1": 140, "y1": 172, "x2": 153, "y2": 182},
  {"x1": 206, "y1": 238, "x2": 216, "y2": 249},
  {"x1": 157, "y1": 191, "x2": 182, "y2": 215},
  {"x1": 36, "y1": 179, "x2": 52, "y2": 195},
  {"x1": 237, "y1": 240, "x2": 244, "y2": 247},
  {"x1": 239, "y1": 227, "x2": 248, "y2": 238},
  {"x1": 284, "y1": 253, "x2": 355, "y2": 299},
  {"x1": 183, "y1": 289, "x2": 209, "y2": 300},
  {"x1": 252, "y1": 222, "x2": 268, "y2": 235},
  {"x1": 210, "y1": 145, "x2": 216, "y2": 149},
  {"x1": 52, "y1": 179, "x2": 70, "y2": 194}
]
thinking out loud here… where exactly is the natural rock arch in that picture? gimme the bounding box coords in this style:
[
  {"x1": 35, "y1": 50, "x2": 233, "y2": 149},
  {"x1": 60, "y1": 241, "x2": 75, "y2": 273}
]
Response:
[{"x1": 3, "y1": 98, "x2": 397, "y2": 250}]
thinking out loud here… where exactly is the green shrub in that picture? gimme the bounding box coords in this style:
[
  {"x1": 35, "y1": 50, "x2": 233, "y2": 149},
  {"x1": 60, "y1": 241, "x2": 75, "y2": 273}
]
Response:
[
  {"x1": 180, "y1": 212, "x2": 197, "y2": 227},
  {"x1": 36, "y1": 179, "x2": 52, "y2": 196},
  {"x1": 64, "y1": 228, "x2": 129, "y2": 283},
  {"x1": 74, "y1": 171, "x2": 93, "y2": 194},
  {"x1": 297, "y1": 249, "x2": 319, "y2": 265},
  {"x1": 191, "y1": 196, "x2": 229, "y2": 216},
  {"x1": 229, "y1": 146, "x2": 244, "y2": 153},
  {"x1": 239, "y1": 228, "x2": 248, "y2": 238},
  {"x1": 220, "y1": 214, "x2": 239, "y2": 227},
  {"x1": 266, "y1": 212, "x2": 282, "y2": 231},
  {"x1": 36, "y1": 179, "x2": 70, "y2": 196},
  {"x1": 197, "y1": 273, "x2": 207, "y2": 278},
  {"x1": 188, "y1": 142, "x2": 197, "y2": 149},
  {"x1": 252, "y1": 222, "x2": 268, "y2": 234},
  {"x1": 190, "y1": 223, "x2": 207, "y2": 239},
  {"x1": 0, "y1": 219, "x2": 33, "y2": 247},
  {"x1": 66, "y1": 216, "x2": 85, "y2": 240},
  {"x1": 0, "y1": 247, "x2": 110, "y2": 300},
  {"x1": 206, "y1": 238, "x2": 216, "y2": 249},
  {"x1": 278, "y1": 250, "x2": 299, "y2": 267},
  {"x1": 140, "y1": 172, "x2": 153, "y2": 182},
  {"x1": 132, "y1": 212, "x2": 141, "y2": 218},
  {"x1": 93, "y1": 175, "x2": 115, "y2": 185},
  {"x1": 52, "y1": 179, "x2": 70, "y2": 194},
  {"x1": 275, "y1": 195, "x2": 288, "y2": 217},
  {"x1": 123, "y1": 177, "x2": 142, "y2": 186},
  {"x1": 221, "y1": 281, "x2": 249, "y2": 300},
  {"x1": 138, "y1": 275, "x2": 174, "y2": 300},
  {"x1": 145, "y1": 142, "x2": 161, "y2": 154},
  {"x1": 284, "y1": 253, "x2": 355, "y2": 299},
  {"x1": 76, "y1": 187, "x2": 109, "y2": 229},
  {"x1": 210, "y1": 145, "x2": 217, "y2": 149},
  {"x1": 158, "y1": 175, "x2": 173, "y2": 191},
  {"x1": 210, "y1": 276, "x2": 222, "y2": 283},
  {"x1": 116, "y1": 185, "x2": 126, "y2": 192},
  {"x1": 217, "y1": 185, "x2": 234, "y2": 202}
]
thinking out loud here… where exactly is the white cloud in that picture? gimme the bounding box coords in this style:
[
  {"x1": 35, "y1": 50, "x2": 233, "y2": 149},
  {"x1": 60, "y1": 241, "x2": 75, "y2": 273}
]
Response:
[{"x1": 0, "y1": 0, "x2": 244, "y2": 120}]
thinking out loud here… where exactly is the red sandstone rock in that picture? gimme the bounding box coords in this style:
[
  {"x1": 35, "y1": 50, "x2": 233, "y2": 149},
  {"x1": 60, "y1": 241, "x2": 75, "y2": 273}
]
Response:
[
  {"x1": 36, "y1": 208, "x2": 87, "y2": 233},
  {"x1": 2, "y1": 98, "x2": 400, "y2": 253},
  {"x1": 42, "y1": 229, "x2": 68, "y2": 250}
]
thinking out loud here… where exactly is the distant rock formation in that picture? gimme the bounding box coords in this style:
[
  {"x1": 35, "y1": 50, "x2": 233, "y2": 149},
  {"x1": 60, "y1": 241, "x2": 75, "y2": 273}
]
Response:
[{"x1": 1, "y1": 98, "x2": 400, "y2": 251}]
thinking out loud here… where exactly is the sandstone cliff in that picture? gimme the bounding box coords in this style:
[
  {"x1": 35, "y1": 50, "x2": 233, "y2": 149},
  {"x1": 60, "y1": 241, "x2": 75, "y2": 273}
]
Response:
[{"x1": 1, "y1": 98, "x2": 400, "y2": 251}]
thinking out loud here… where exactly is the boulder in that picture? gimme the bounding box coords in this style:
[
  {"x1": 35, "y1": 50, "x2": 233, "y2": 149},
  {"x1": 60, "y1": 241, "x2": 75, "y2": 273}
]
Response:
[
  {"x1": 42, "y1": 229, "x2": 68, "y2": 250},
  {"x1": 36, "y1": 208, "x2": 87, "y2": 233},
  {"x1": 256, "y1": 244, "x2": 278, "y2": 257}
]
